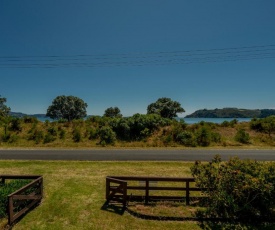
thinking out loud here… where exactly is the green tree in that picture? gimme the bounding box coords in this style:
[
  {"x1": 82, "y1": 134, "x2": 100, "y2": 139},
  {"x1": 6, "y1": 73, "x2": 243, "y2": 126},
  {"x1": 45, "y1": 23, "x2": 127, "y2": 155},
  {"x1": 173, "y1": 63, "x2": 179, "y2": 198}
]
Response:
[
  {"x1": 262, "y1": 116, "x2": 275, "y2": 137},
  {"x1": 147, "y1": 97, "x2": 185, "y2": 119},
  {"x1": 46, "y1": 95, "x2": 87, "y2": 122},
  {"x1": 250, "y1": 116, "x2": 275, "y2": 137},
  {"x1": 104, "y1": 107, "x2": 122, "y2": 118},
  {"x1": 0, "y1": 96, "x2": 11, "y2": 117}
]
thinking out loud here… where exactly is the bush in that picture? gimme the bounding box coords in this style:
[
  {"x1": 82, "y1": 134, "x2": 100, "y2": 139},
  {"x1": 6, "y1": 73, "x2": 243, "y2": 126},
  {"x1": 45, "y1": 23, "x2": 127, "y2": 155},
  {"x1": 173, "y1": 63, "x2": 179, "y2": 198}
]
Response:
[
  {"x1": 1, "y1": 133, "x2": 11, "y2": 142},
  {"x1": 235, "y1": 129, "x2": 250, "y2": 144},
  {"x1": 163, "y1": 134, "x2": 173, "y2": 145},
  {"x1": 23, "y1": 116, "x2": 38, "y2": 124},
  {"x1": 110, "y1": 114, "x2": 170, "y2": 141},
  {"x1": 220, "y1": 119, "x2": 238, "y2": 128},
  {"x1": 195, "y1": 127, "x2": 211, "y2": 146},
  {"x1": 250, "y1": 116, "x2": 275, "y2": 137},
  {"x1": 5, "y1": 134, "x2": 19, "y2": 143},
  {"x1": 47, "y1": 127, "x2": 58, "y2": 136},
  {"x1": 72, "y1": 128, "x2": 82, "y2": 142},
  {"x1": 191, "y1": 155, "x2": 275, "y2": 220},
  {"x1": 98, "y1": 126, "x2": 116, "y2": 145},
  {"x1": 87, "y1": 127, "x2": 97, "y2": 140},
  {"x1": 176, "y1": 131, "x2": 196, "y2": 147},
  {"x1": 211, "y1": 132, "x2": 221, "y2": 143},
  {"x1": 9, "y1": 118, "x2": 22, "y2": 132},
  {"x1": 59, "y1": 129, "x2": 66, "y2": 140},
  {"x1": 221, "y1": 120, "x2": 230, "y2": 127},
  {"x1": 43, "y1": 133, "x2": 56, "y2": 144},
  {"x1": 28, "y1": 129, "x2": 44, "y2": 144}
]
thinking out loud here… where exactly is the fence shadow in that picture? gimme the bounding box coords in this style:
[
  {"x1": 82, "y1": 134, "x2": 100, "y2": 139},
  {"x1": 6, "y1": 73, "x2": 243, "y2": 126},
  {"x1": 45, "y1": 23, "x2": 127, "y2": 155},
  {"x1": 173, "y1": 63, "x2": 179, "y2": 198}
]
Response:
[{"x1": 101, "y1": 201, "x2": 126, "y2": 216}]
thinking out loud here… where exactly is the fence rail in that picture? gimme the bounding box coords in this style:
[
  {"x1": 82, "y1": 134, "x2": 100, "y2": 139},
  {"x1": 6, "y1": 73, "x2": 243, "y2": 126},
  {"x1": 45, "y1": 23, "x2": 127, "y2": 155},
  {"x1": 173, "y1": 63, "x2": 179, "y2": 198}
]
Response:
[
  {"x1": 106, "y1": 176, "x2": 201, "y2": 207},
  {"x1": 0, "y1": 175, "x2": 43, "y2": 225}
]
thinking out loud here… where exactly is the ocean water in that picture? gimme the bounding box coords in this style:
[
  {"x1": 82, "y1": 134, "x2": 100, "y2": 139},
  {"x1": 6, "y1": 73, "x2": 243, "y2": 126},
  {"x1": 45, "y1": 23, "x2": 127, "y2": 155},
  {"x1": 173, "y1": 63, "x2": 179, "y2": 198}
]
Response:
[
  {"x1": 37, "y1": 116, "x2": 251, "y2": 124},
  {"x1": 181, "y1": 117, "x2": 252, "y2": 124}
]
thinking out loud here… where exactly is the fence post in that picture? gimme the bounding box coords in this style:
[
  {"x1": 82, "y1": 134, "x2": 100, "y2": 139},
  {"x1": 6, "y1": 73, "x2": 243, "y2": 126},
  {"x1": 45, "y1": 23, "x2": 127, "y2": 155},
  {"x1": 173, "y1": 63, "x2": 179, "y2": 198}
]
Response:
[
  {"x1": 186, "y1": 180, "x2": 190, "y2": 205},
  {"x1": 145, "y1": 179, "x2": 149, "y2": 204},
  {"x1": 123, "y1": 181, "x2": 127, "y2": 208},
  {"x1": 0, "y1": 177, "x2": 5, "y2": 185},
  {"x1": 106, "y1": 178, "x2": 110, "y2": 201},
  {"x1": 8, "y1": 195, "x2": 13, "y2": 226},
  {"x1": 40, "y1": 177, "x2": 43, "y2": 201}
]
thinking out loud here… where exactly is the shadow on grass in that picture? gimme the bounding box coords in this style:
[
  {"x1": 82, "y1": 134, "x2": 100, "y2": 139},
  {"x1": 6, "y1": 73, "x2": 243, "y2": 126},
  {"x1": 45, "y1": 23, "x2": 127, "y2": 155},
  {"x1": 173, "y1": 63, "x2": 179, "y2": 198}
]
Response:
[
  {"x1": 196, "y1": 210, "x2": 275, "y2": 230},
  {"x1": 197, "y1": 220, "x2": 275, "y2": 230},
  {"x1": 101, "y1": 201, "x2": 126, "y2": 216}
]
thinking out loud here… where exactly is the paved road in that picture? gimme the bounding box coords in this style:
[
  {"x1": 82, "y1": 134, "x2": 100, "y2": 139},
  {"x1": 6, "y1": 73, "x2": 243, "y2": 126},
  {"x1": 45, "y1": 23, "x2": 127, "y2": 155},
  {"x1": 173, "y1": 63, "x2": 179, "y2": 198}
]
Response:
[{"x1": 0, "y1": 149, "x2": 274, "y2": 161}]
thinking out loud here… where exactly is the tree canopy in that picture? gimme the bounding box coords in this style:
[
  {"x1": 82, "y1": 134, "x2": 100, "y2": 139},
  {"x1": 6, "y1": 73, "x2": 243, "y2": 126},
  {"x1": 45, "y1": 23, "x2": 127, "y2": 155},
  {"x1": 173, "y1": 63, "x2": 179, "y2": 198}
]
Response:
[
  {"x1": 104, "y1": 107, "x2": 122, "y2": 118},
  {"x1": 46, "y1": 95, "x2": 87, "y2": 122},
  {"x1": 147, "y1": 97, "x2": 184, "y2": 119},
  {"x1": 0, "y1": 96, "x2": 11, "y2": 117}
]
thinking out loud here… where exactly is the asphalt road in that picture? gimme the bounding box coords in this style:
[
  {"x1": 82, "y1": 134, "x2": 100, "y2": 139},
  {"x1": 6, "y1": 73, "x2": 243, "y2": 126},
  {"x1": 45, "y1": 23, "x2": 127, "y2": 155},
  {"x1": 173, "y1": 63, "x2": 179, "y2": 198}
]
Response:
[{"x1": 0, "y1": 149, "x2": 274, "y2": 161}]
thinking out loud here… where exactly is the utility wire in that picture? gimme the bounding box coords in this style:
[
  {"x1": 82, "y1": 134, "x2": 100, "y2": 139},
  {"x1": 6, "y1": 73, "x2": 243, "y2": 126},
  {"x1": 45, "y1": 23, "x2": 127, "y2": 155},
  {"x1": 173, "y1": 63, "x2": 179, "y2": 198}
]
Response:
[{"x1": 0, "y1": 44, "x2": 274, "y2": 68}]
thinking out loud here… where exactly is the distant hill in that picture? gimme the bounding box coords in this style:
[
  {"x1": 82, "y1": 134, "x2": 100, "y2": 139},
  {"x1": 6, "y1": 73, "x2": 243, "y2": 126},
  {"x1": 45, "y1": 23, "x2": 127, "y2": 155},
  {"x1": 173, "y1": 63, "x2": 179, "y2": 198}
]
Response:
[
  {"x1": 10, "y1": 112, "x2": 48, "y2": 119},
  {"x1": 185, "y1": 108, "x2": 275, "y2": 118}
]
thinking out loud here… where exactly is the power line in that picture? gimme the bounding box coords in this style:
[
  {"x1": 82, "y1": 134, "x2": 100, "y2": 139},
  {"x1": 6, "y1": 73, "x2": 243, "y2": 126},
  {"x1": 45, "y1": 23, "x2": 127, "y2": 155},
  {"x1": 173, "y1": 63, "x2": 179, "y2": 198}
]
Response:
[{"x1": 0, "y1": 44, "x2": 275, "y2": 68}]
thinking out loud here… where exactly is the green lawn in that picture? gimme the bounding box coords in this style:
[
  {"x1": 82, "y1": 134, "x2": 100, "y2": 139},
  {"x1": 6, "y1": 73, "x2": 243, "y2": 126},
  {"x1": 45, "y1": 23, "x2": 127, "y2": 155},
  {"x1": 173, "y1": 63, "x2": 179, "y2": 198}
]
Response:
[
  {"x1": 0, "y1": 160, "x2": 274, "y2": 230},
  {"x1": 0, "y1": 160, "x2": 202, "y2": 230}
]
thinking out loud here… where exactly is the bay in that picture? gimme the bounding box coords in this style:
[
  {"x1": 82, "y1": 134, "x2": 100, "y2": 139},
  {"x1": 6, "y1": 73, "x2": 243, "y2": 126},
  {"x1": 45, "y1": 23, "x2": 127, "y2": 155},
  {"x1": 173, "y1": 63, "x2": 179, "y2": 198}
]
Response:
[
  {"x1": 36, "y1": 116, "x2": 252, "y2": 124},
  {"x1": 181, "y1": 117, "x2": 252, "y2": 124}
]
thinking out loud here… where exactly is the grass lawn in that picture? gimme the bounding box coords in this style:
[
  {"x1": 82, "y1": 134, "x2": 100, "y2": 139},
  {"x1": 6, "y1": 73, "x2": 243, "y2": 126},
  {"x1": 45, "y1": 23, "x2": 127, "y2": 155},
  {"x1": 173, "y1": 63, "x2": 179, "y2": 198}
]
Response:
[
  {"x1": 0, "y1": 160, "x2": 201, "y2": 230},
  {"x1": 0, "y1": 160, "x2": 274, "y2": 230}
]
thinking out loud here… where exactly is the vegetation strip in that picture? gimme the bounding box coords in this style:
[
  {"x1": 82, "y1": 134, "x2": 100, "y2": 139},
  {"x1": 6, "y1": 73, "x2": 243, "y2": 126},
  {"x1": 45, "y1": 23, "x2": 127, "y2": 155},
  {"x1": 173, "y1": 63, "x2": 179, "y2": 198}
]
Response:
[{"x1": 1, "y1": 95, "x2": 275, "y2": 148}]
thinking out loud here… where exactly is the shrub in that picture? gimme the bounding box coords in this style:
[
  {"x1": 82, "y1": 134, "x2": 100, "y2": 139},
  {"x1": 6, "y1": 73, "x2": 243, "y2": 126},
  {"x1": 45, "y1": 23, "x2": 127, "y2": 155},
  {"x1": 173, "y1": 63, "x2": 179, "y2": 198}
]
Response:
[
  {"x1": 176, "y1": 131, "x2": 196, "y2": 147},
  {"x1": 9, "y1": 118, "x2": 22, "y2": 132},
  {"x1": 1, "y1": 133, "x2": 11, "y2": 142},
  {"x1": 44, "y1": 120, "x2": 50, "y2": 126},
  {"x1": 235, "y1": 129, "x2": 250, "y2": 144},
  {"x1": 28, "y1": 129, "x2": 44, "y2": 144},
  {"x1": 72, "y1": 128, "x2": 82, "y2": 142},
  {"x1": 87, "y1": 127, "x2": 97, "y2": 140},
  {"x1": 43, "y1": 133, "x2": 56, "y2": 144},
  {"x1": 57, "y1": 118, "x2": 67, "y2": 123},
  {"x1": 220, "y1": 119, "x2": 238, "y2": 128},
  {"x1": 191, "y1": 155, "x2": 275, "y2": 220},
  {"x1": 250, "y1": 116, "x2": 275, "y2": 137},
  {"x1": 6, "y1": 134, "x2": 19, "y2": 143},
  {"x1": 110, "y1": 114, "x2": 170, "y2": 141},
  {"x1": 59, "y1": 129, "x2": 66, "y2": 140},
  {"x1": 163, "y1": 134, "x2": 173, "y2": 145},
  {"x1": 195, "y1": 127, "x2": 211, "y2": 146},
  {"x1": 211, "y1": 132, "x2": 221, "y2": 143},
  {"x1": 221, "y1": 120, "x2": 230, "y2": 127},
  {"x1": 98, "y1": 126, "x2": 116, "y2": 145},
  {"x1": 47, "y1": 127, "x2": 58, "y2": 136},
  {"x1": 23, "y1": 116, "x2": 38, "y2": 124}
]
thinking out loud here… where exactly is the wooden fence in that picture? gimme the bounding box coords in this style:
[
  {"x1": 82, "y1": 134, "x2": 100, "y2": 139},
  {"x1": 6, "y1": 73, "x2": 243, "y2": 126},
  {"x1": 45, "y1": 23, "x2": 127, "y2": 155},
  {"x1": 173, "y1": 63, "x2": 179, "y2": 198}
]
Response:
[
  {"x1": 106, "y1": 176, "x2": 202, "y2": 208},
  {"x1": 0, "y1": 175, "x2": 43, "y2": 225}
]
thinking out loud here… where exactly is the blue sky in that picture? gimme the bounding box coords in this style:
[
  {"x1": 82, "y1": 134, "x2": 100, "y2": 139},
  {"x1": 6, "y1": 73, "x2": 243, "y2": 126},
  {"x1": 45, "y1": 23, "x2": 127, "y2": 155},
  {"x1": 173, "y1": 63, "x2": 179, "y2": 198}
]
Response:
[{"x1": 1, "y1": 1, "x2": 275, "y2": 116}]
